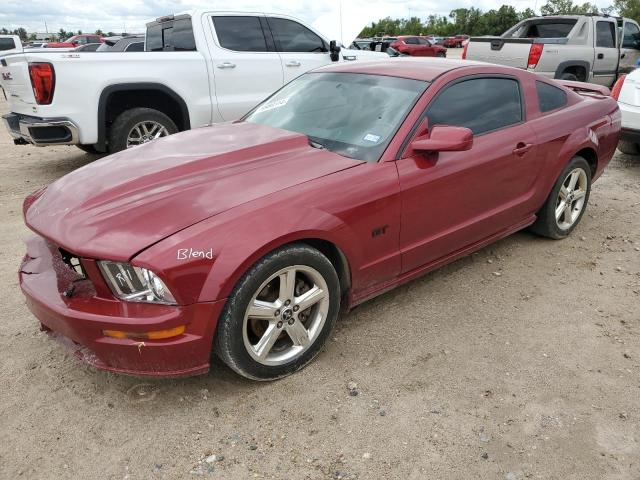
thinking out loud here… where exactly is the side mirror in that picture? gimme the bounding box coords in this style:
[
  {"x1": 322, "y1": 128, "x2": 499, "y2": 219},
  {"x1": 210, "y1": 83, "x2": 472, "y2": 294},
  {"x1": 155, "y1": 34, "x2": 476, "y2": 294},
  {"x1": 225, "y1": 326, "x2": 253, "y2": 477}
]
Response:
[
  {"x1": 411, "y1": 125, "x2": 473, "y2": 153},
  {"x1": 329, "y1": 40, "x2": 341, "y2": 62}
]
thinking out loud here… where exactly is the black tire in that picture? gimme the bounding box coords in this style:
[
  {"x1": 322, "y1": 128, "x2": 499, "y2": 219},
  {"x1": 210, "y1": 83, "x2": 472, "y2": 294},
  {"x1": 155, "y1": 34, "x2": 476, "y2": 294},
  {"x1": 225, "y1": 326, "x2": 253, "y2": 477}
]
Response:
[
  {"x1": 617, "y1": 140, "x2": 640, "y2": 155},
  {"x1": 214, "y1": 244, "x2": 341, "y2": 381},
  {"x1": 76, "y1": 144, "x2": 101, "y2": 154},
  {"x1": 437, "y1": 52, "x2": 446, "y2": 58},
  {"x1": 108, "y1": 107, "x2": 178, "y2": 153},
  {"x1": 560, "y1": 72, "x2": 578, "y2": 81},
  {"x1": 530, "y1": 156, "x2": 592, "y2": 239}
]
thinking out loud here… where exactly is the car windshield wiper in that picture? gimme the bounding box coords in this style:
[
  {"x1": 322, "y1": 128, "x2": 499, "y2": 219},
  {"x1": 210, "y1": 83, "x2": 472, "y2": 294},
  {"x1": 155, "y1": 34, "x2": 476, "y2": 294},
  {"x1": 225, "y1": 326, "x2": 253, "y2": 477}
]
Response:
[{"x1": 308, "y1": 138, "x2": 326, "y2": 150}]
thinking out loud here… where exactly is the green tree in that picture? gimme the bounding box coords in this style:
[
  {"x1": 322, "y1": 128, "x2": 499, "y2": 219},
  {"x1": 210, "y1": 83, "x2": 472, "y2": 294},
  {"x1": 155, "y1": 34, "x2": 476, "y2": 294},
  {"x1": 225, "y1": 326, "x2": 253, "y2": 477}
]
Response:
[
  {"x1": 95, "y1": 29, "x2": 104, "y2": 36},
  {"x1": 540, "y1": 0, "x2": 599, "y2": 15},
  {"x1": 58, "y1": 28, "x2": 68, "y2": 40},
  {"x1": 613, "y1": 0, "x2": 640, "y2": 19}
]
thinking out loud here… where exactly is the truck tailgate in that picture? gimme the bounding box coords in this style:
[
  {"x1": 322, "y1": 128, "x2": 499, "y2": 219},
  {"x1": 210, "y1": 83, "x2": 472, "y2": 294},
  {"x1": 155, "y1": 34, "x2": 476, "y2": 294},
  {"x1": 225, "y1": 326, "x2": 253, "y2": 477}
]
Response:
[
  {"x1": 0, "y1": 54, "x2": 36, "y2": 112},
  {"x1": 465, "y1": 38, "x2": 534, "y2": 69}
]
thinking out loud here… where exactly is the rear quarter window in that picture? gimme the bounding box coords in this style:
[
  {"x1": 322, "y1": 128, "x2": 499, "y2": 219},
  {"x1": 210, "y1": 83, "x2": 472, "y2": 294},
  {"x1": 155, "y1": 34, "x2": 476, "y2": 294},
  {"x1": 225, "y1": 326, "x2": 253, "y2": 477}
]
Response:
[
  {"x1": 536, "y1": 81, "x2": 567, "y2": 113},
  {"x1": 0, "y1": 38, "x2": 16, "y2": 51},
  {"x1": 146, "y1": 17, "x2": 196, "y2": 52}
]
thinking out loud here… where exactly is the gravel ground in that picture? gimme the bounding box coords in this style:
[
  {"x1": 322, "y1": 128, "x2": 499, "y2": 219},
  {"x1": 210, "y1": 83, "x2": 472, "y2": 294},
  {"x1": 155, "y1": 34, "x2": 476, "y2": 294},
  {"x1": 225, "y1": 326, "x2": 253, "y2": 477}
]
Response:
[{"x1": 0, "y1": 87, "x2": 639, "y2": 479}]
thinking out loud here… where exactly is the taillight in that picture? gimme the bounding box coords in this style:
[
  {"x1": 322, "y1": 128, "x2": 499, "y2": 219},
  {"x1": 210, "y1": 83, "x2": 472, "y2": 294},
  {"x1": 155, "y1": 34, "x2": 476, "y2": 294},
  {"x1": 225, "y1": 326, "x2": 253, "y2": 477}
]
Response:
[
  {"x1": 462, "y1": 43, "x2": 469, "y2": 59},
  {"x1": 527, "y1": 44, "x2": 543, "y2": 69},
  {"x1": 28, "y1": 62, "x2": 55, "y2": 105},
  {"x1": 611, "y1": 74, "x2": 627, "y2": 100}
]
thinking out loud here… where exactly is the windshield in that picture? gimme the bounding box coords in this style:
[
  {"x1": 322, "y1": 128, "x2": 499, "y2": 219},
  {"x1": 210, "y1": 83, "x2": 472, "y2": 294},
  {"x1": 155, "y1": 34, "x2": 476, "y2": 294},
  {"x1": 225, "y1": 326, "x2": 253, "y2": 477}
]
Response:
[{"x1": 245, "y1": 72, "x2": 427, "y2": 162}]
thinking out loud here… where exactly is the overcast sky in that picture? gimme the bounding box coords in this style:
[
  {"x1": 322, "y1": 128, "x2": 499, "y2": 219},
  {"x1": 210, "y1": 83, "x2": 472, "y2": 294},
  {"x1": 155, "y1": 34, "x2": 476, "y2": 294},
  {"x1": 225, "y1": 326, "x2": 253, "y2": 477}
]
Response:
[{"x1": 1, "y1": 0, "x2": 614, "y2": 38}]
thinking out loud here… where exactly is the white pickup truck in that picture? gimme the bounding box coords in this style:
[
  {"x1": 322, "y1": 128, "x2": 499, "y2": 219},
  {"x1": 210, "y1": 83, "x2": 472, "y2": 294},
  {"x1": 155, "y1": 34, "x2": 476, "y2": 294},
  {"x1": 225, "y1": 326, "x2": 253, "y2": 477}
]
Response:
[
  {"x1": 464, "y1": 14, "x2": 640, "y2": 87},
  {"x1": 0, "y1": 11, "x2": 385, "y2": 153}
]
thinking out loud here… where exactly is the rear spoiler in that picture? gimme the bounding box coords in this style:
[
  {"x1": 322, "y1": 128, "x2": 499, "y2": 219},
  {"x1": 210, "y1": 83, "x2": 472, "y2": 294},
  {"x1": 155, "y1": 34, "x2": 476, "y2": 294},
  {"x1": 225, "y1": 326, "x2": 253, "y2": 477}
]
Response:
[{"x1": 556, "y1": 80, "x2": 611, "y2": 97}]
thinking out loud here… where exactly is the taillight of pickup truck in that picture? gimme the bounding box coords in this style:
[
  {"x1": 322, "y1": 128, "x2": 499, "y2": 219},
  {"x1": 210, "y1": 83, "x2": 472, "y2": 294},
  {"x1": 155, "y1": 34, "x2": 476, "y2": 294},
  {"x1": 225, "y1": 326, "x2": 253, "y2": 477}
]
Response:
[
  {"x1": 28, "y1": 62, "x2": 55, "y2": 105},
  {"x1": 527, "y1": 44, "x2": 543, "y2": 69}
]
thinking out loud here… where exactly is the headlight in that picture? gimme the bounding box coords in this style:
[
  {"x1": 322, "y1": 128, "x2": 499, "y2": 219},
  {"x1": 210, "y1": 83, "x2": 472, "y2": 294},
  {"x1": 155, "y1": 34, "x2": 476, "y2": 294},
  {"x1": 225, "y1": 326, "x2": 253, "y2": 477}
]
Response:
[{"x1": 98, "y1": 261, "x2": 176, "y2": 305}]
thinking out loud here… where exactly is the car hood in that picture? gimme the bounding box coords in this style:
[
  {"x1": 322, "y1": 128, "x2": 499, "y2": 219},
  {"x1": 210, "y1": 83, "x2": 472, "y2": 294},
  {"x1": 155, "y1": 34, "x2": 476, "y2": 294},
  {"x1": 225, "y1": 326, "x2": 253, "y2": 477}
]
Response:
[{"x1": 26, "y1": 122, "x2": 362, "y2": 261}]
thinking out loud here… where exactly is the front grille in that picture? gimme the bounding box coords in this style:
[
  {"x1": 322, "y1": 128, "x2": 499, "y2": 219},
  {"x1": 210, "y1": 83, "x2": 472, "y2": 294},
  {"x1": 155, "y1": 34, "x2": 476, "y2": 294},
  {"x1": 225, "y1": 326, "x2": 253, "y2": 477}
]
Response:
[{"x1": 58, "y1": 248, "x2": 86, "y2": 278}]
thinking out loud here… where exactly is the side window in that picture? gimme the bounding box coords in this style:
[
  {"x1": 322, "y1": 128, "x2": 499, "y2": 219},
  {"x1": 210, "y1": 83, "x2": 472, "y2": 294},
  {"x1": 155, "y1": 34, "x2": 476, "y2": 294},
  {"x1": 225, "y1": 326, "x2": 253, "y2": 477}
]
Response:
[
  {"x1": 213, "y1": 16, "x2": 268, "y2": 52},
  {"x1": 622, "y1": 22, "x2": 640, "y2": 48},
  {"x1": 267, "y1": 17, "x2": 326, "y2": 53},
  {"x1": 405, "y1": 37, "x2": 419, "y2": 45},
  {"x1": 426, "y1": 77, "x2": 523, "y2": 135},
  {"x1": 596, "y1": 21, "x2": 616, "y2": 48},
  {"x1": 536, "y1": 81, "x2": 567, "y2": 113}
]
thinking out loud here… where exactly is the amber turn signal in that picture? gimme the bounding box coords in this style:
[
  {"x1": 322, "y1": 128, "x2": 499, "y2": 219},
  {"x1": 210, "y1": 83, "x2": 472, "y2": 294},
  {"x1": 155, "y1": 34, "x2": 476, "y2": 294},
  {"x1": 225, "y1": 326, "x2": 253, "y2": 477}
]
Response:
[{"x1": 103, "y1": 325, "x2": 186, "y2": 340}]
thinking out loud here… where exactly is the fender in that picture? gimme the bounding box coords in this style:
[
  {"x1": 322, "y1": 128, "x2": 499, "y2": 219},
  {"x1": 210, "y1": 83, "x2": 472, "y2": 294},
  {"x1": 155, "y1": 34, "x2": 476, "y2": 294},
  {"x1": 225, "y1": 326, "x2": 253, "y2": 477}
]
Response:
[
  {"x1": 554, "y1": 60, "x2": 591, "y2": 80},
  {"x1": 133, "y1": 205, "x2": 362, "y2": 306},
  {"x1": 96, "y1": 83, "x2": 191, "y2": 150}
]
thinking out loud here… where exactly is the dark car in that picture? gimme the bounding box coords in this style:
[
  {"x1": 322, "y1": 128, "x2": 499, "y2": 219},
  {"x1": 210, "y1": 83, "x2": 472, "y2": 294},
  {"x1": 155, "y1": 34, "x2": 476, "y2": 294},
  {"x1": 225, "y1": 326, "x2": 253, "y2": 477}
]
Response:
[
  {"x1": 74, "y1": 43, "x2": 102, "y2": 52},
  {"x1": 96, "y1": 36, "x2": 145, "y2": 52},
  {"x1": 390, "y1": 36, "x2": 447, "y2": 57},
  {"x1": 20, "y1": 59, "x2": 619, "y2": 380}
]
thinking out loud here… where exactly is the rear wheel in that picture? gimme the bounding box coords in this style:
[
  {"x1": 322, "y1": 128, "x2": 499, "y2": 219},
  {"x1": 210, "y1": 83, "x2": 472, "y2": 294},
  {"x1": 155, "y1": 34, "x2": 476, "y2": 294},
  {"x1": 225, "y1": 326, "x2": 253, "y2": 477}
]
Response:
[
  {"x1": 76, "y1": 144, "x2": 101, "y2": 154},
  {"x1": 215, "y1": 244, "x2": 340, "y2": 380},
  {"x1": 108, "y1": 107, "x2": 178, "y2": 153},
  {"x1": 436, "y1": 52, "x2": 446, "y2": 58},
  {"x1": 617, "y1": 140, "x2": 640, "y2": 155},
  {"x1": 560, "y1": 72, "x2": 578, "y2": 81},
  {"x1": 530, "y1": 156, "x2": 591, "y2": 239}
]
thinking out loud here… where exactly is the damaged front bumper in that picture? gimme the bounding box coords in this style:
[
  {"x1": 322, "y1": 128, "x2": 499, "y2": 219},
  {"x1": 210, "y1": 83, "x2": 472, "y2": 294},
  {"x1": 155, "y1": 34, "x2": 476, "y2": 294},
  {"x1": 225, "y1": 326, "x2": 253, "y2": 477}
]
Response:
[{"x1": 19, "y1": 235, "x2": 225, "y2": 377}]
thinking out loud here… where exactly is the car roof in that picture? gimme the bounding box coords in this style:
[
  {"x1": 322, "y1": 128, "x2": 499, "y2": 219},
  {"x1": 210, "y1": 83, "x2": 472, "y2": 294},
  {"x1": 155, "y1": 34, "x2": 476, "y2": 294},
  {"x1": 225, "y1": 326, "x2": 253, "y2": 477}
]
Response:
[{"x1": 315, "y1": 58, "x2": 488, "y2": 82}]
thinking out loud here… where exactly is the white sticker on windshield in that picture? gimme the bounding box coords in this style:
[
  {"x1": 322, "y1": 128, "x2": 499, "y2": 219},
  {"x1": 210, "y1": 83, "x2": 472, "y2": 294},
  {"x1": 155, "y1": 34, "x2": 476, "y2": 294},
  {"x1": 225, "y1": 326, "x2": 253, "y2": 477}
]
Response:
[
  {"x1": 363, "y1": 133, "x2": 381, "y2": 143},
  {"x1": 256, "y1": 97, "x2": 289, "y2": 113}
]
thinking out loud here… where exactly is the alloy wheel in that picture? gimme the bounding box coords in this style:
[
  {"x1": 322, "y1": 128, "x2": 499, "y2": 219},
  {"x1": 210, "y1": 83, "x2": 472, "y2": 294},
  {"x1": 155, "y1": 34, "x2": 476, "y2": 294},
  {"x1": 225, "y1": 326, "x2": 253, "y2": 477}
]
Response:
[
  {"x1": 126, "y1": 121, "x2": 169, "y2": 148},
  {"x1": 242, "y1": 265, "x2": 329, "y2": 366},
  {"x1": 555, "y1": 168, "x2": 588, "y2": 230}
]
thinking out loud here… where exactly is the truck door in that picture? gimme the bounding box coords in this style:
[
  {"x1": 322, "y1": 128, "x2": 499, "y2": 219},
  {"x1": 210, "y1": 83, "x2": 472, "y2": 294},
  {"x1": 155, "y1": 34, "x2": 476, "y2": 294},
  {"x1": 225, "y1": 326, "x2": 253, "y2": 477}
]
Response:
[
  {"x1": 265, "y1": 16, "x2": 334, "y2": 84},
  {"x1": 209, "y1": 15, "x2": 284, "y2": 121},
  {"x1": 592, "y1": 19, "x2": 619, "y2": 86},
  {"x1": 619, "y1": 19, "x2": 640, "y2": 74}
]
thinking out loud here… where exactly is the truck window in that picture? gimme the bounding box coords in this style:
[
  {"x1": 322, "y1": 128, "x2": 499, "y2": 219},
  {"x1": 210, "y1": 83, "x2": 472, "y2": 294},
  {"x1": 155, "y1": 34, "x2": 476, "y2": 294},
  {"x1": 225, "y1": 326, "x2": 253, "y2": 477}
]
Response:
[
  {"x1": 0, "y1": 38, "x2": 16, "y2": 51},
  {"x1": 536, "y1": 81, "x2": 567, "y2": 113},
  {"x1": 505, "y1": 19, "x2": 577, "y2": 38},
  {"x1": 125, "y1": 42, "x2": 144, "y2": 52},
  {"x1": 426, "y1": 77, "x2": 522, "y2": 135},
  {"x1": 267, "y1": 18, "x2": 326, "y2": 53},
  {"x1": 596, "y1": 21, "x2": 616, "y2": 48},
  {"x1": 146, "y1": 17, "x2": 196, "y2": 52},
  {"x1": 213, "y1": 16, "x2": 268, "y2": 52},
  {"x1": 622, "y1": 22, "x2": 640, "y2": 48}
]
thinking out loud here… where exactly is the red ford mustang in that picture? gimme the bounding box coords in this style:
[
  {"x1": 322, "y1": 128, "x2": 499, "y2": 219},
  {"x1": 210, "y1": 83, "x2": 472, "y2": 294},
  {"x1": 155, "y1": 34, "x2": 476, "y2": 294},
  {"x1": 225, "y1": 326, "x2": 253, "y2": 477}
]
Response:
[{"x1": 19, "y1": 59, "x2": 620, "y2": 380}]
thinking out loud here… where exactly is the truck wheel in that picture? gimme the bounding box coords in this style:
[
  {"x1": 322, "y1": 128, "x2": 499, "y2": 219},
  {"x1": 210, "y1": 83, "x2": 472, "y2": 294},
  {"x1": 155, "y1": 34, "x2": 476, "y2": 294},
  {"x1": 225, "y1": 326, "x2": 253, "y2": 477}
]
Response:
[
  {"x1": 76, "y1": 144, "x2": 101, "y2": 154},
  {"x1": 560, "y1": 72, "x2": 578, "y2": 81},
  {"x1": 617, "y1": 140, "x2": 640, "y2": 155},
  {"x1": 529, "y1": 156, "x2": 591, "y2": 239},
  {"x1": 108, "y1": 108, "x2": 178, "y2": 153}
]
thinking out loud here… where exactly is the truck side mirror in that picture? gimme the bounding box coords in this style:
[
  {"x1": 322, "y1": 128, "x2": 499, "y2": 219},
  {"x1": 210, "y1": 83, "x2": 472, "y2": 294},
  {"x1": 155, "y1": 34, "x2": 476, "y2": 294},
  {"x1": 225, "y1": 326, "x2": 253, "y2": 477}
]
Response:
[{"x1": 330, "y1": 40, "x2": 341, "y2": 62}]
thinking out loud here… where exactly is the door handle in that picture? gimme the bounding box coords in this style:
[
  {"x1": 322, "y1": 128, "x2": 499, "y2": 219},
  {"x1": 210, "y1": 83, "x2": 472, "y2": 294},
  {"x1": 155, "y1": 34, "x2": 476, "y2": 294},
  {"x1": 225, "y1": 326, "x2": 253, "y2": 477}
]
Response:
[
  {"x1": 216, "y1": 62, "x2": 236, "y2": 69},
  {"x1": 285, "y1": 60, "x2": 301, "y2": 67},
  {"x1": 513, "y1": 142, "x2": 533, "y2": 156},
  {"x1": 597, "y1": 53, "x2": 604, "y2": 59}
]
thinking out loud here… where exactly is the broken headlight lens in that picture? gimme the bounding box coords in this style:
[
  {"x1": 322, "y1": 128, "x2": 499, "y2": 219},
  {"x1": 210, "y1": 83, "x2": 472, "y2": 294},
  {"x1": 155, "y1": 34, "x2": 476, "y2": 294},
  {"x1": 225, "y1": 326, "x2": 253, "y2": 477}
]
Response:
[{"x1": 98, "y1": 261, "x2": 176, "y2": 305}]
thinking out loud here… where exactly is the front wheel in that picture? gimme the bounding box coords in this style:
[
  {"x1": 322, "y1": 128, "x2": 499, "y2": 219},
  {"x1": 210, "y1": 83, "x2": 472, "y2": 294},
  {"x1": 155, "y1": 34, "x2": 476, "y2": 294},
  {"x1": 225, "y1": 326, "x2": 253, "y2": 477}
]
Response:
[
  {"x1": 215, "y1": 244, "x2": 341, "y2": 380},
  {"x1": 436, "y1": 52, "x2": 446, "y2": 58},
  {"x1": 108, "y1": 107, "x2": 178, "y2": 153},
  {"x1": 530, "y1": 156, "x2": 592, "y2": 239}
]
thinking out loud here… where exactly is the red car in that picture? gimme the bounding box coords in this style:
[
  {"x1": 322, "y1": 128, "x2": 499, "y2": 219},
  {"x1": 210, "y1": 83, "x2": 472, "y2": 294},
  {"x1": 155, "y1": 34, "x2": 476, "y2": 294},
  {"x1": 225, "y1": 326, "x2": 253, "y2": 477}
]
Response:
[
  {"x1": 19, "y1": 60, "x2": 620, "y2": 380},
  {"x1": 46, "y1": 34, "x2": 104, "y2": 48},
  {"x1": 390, "y1": 36, "x2": 446, "y2": 57},
  {"x1": 443, "y1": 35, "x2": 469, "y2": 48}
]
